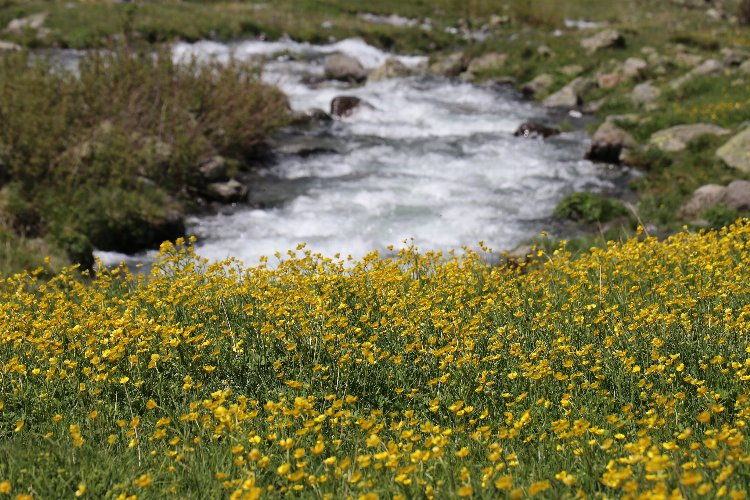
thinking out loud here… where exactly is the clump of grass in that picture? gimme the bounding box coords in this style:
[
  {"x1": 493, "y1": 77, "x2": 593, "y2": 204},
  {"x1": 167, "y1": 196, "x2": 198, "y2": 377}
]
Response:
[
  {"x1": 0, "y1": 47, "x2": 289, "y2": 269},
  {"x1": 1, "y1": 224, "x2": 750, "y2": 497},
  {"x1": 554, "y1": 191, "x2": 629, "y2": 223}
]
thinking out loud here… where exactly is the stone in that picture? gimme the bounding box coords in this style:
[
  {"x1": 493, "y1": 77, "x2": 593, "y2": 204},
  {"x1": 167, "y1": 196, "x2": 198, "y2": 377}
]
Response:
[
  {"x1": 560, "y1": 64, "x2": 584, "y2": 77},
  {"x1": 542, "y1": 77, "x2": 596, "y2": 108},
  {"x1": 675, "y1": 52, "x2": 703, "y2": 67},
  {"x1": 669, "y1": 58, "x2": 723, "y2": 89},
  {"x1": 324, "y1": 53, "x2": 368, "y2": 83},
  {"x1": 581, "y1": 29, "x2": 625, "y2": 54},
  {"x1": 0, "y1": 40, "x2": 21, "y2": 52},
  {"x1": 649, "y1": 124, "x2": 731, "y2": 152},
  {"x1": 543, "y1": 85, "x2": 579, "y2": 108},
  {"x1": 679, "y1": 184, "x2": 727, "y2": 218},
  {"x1": 368, "y1": 58, "x2": 412, "y2": 81},
  {"x1": 466, "y1": 52, "x2": 508, "y2": 74},
  {"x1": 428, "y1": 52, "x2": 466, "y2": 77},
  {"x1": 206, "y1": 179, "x2": 248, "y2": 203},
  {"x1": 513, "y1": 122, "x2": 561, "y2": 139},
  {"x1": 741, "y1": 59, "x2": 750, "y2": 74},
  {"x1": 521, "y1": 73, "x2": 554, "y2": 98},
  {"x1": 330, "y1": 95, "x2": 372, "y2": 118},
  {"x1": 631, "y1": 81, "x2": 662, "y2": 107},
  {"x1": 290, "y1": 108, "x2": 333, "y2": 126},
  {"x1": 585, "y1": 121, "x2": 636, "y2": 164},
  {"x1": 537, "y1": 45, "x2": 552, "y2": 58},
  {"x1": 717, "y1": 127, "x2": 750, "y2": 173},
  {"x1": 199, "y1": 156, "x2": 228, "y2": 182},
  {"x1": 725, "y1": 180, "x2": 750, "y2": 211},
  {"x1": 622, "y1": 57, "x2": 648, "y2": 80},
  {"x1": 722, "y1": 47, "x2": 750, "y2": 66},
  {"x1": 5, "y1": 12, "x2": 47, "y2": 33},
  {"x1": 597, "y1": 72, "x2": 621, "y2": 88}
]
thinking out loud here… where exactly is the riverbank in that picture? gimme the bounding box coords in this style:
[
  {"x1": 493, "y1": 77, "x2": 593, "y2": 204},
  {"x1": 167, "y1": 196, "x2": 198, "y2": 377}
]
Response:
[{"x1": 1, "y1": 0, "x2": 750, "y2": 272}]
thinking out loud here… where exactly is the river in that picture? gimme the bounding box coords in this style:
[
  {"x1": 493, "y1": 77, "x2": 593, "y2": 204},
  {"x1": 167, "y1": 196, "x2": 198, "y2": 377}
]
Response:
[{"x1": 96, "y1": 38, "x2": 632, "y2": 267}]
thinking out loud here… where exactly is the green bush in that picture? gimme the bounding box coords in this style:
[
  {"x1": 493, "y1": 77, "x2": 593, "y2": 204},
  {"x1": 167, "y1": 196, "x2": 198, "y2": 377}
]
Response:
[
  {"x1": 554, "y1": 191, "x2": 629, "y2": 224},
  {"x1": 0, "y1": 47, "x2": 289, "y2": 269}
]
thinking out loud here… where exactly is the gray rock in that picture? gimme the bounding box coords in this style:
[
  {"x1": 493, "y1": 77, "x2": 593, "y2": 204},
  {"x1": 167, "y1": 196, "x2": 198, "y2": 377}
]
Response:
[
  {"x1": 597, "y1": 72, "x2": 621, "y2": 88},
  {"x1": 680, "y1": 184, "x2": 727, "y2": 218},
  {"x1": 631, "y1": 82, "x2": 662, "y2": 107},
  {"x1": 581, "y1": 29, "x2": 625, "y2": 54},
  {"x1": 330, "y1": 95, "x2": 373, "y2": 118},
  {"x1": 543, "y1": 85, "x2": 579, "y2": 108},
  {"x1": 521, "y1": 73, "x2": 554, "y2": 98},
  {"x1": 5, "y1": 12, "x2": 47, "y2": 33},
  {"x1": 542, "y1": 77, "x2": 596, "y2": 108},
  {"x1": 674, "y1": 52, "x2": 703, "y2": 67},
  {"x1": 324, "y1": 53, "x2": 368, "y2": 83},
  {"x1": 740, "y1": 59, "x2": 750, "y2": 74},
  {"x1": 0, "y1": 40, "x2": 21, "y2": 52},
  {"x1": 622, "y1": 57, "x2": 648, "y2": 80},
  {"x1": 290, "y1": 108, "x2": 333, "y2": 126},
  {"x1": 722, "y1": 47, "x2": 749, "y2": 67},
  {"x1": 368, "y1": 58, "x2": 412, "y2": 81},
  {"x1": 669, "y1": 58, "x2": 723, "y2": 89},
  {"x1": 199, "y1": 156, "x2": 228, "y2": 182},
  {"x1": 560, "y1": 64, "x2": 584, "y2": 77},
  {"x1": 586, "y1": 121, "x2": 636, "y2": 164},
  {"x1": 717, "y1": 127, "x2": 750, "y2": 173},
  {"x1": 466, "y1": 52, "x2": 507, "y2": 74},
  {"x1": 649, "y1": 124, "x2": 731, "y2": 152},
  {"x1": 537, "y1": 45, "x2": 552, "y2": 58},
  {"x1": 725, "y1": 180, "x2": 750, "y2": 211},
  {"x1": 429, "y1": 52, "x2": 466, "y2": 77},
  {"x1": 206, "y1": 179, "x2": 248, "y2": 203}
]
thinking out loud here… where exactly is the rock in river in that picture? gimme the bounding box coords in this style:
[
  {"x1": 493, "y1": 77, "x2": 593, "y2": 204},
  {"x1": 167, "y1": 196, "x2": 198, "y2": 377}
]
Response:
[{"x1": 514, "y1": 122, "x2": 561, "y2": 139}]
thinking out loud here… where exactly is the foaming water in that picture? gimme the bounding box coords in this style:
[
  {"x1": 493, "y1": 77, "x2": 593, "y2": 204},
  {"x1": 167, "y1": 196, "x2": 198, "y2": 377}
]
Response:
[{"x1": 100, "y1": 38, "x2": 629, "y2": 267}]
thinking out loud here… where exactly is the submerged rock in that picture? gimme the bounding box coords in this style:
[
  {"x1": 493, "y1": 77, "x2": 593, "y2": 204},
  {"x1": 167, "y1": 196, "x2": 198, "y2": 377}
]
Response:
[
  {"x1": 330, "y1": 95, "x2": 372, "y2": 118},
  {"x1": 206, "y1": 179, "x2": 248, "y2": 203},
  {"x1": 369, "y1": 58, "x2": 413, "y2": 81},
  {"x1": 428, "y1": 52, "x2": 466, "y2": 77},
  {"x1": 514, "y1": 122, "x2": 561, "y2": 138}
]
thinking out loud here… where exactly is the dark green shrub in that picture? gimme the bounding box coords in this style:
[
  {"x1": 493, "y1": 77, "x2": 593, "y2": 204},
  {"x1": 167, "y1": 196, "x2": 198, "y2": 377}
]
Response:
[
  {"x1": 554, "y1": 192, "x2": 629, "y2": 224},
  {"x1": 740, "y1": 0, "x2": 750, "y2": 25},
  {"x1": 703, "y1": 205, "x2": 743, "y2": 230}
]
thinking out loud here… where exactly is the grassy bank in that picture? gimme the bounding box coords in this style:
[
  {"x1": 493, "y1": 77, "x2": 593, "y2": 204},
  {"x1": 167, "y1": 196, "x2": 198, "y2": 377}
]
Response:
[
  {"x1": 1, "y1": 224, "x2": 749, "y2": 497},
  {"x1": 0, "y1": 47, "x2": 288, "y2": 273}
]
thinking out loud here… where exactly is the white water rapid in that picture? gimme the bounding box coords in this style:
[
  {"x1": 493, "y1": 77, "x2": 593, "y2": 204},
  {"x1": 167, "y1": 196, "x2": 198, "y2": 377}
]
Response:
[{"x1": 97, "y1": 38, "x2": 630, "y2": 267}]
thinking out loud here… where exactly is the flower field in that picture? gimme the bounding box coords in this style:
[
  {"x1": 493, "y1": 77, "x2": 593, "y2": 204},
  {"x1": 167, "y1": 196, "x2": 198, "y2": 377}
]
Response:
[{"x1": 1, "y1": 223, "x2": 750, "y2": 499}]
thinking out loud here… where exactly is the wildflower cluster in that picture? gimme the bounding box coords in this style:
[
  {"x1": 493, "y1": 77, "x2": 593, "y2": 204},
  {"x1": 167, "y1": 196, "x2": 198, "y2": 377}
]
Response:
[{"x1": 1, "y1": 223, "x2": 750, "y2": 498}]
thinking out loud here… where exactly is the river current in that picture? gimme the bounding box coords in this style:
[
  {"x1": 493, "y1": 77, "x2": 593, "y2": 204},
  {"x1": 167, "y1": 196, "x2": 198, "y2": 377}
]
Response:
[{"x1": 96, "y1": 38, "x2": 631, "y2": 266}]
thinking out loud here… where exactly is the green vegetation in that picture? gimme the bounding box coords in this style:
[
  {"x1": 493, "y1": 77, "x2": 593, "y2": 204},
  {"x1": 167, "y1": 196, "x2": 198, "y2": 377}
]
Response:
[
  {"x1": 0, "y1": 48, "x2": 288, "y2": 271},
  {"x1": 554, "y1": 192, "x2": 629, "y2": 224},
  {"x1": 1, "y1": 225, "x2": 750, "y2": 497}
]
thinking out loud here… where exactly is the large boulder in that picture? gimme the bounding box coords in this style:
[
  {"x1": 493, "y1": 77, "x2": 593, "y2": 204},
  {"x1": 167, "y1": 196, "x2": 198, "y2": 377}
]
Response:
[
  {"x1": 467, "y1": 52, "x2": 508, "y2": 74},
  {"x1": 585, "y1": 120, "x2": 636, "y2": 164},
  {"x1": 324, "y1": 53, "x2": 368, "y2": 83},
  {"x1": 581, "y1": 29, "x2": 625, "y2": 54},
  {"x1": 717, "y1": 127, "x2": 750, "y2": 173},
  {"x1": 514, "y1": 122, "x2": 561, "y2": 139},
  {"x1": 198, "y1": 156, "x2": 228, "y2": 183},
  {"x1": 521, "y1": 73, "x2": 554, "y2": 98},
  {"x1": 428, "y1": 52, "x2": 466, "y2": 77},
  {"x1": 648, "y1": 124, "x2": 730, "y2": 152},
  {"x1": 368, "y1": 58, "x2": 413, "y2": 81},
  {"x1": 725, "y1": 180, "x2": 750, "y2": 211}
]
